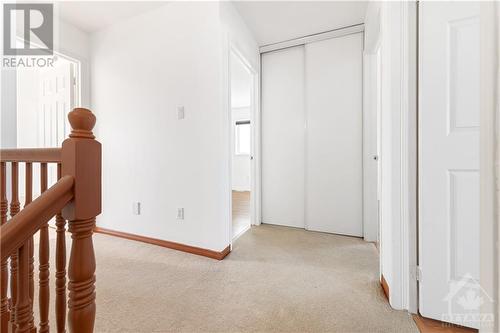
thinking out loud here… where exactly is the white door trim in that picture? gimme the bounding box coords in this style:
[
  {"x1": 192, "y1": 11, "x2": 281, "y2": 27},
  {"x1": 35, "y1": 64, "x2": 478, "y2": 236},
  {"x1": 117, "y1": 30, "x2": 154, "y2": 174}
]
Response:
[
  {"x1": 377, "y1": 0, "x2": 418, "y2": 311},
  {"x1": 401, "y1": 0, "x2": 418, "y2": 314},
  {"x1": 260, "y1": 24, "x2": 364, "y2": 54},
  {"x1": 227, "y1": 43, "x2": 261, "y2": 245}
]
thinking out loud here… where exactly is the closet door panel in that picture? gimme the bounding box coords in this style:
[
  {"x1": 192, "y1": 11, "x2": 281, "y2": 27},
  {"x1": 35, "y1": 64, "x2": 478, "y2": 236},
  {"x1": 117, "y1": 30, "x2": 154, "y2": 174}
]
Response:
[
  {"x1": 261, "y1": 46, "x2": 305, "y2": 228},
  {"x1": 305, "y1": 33, "x2": 363, "y2": 236}
]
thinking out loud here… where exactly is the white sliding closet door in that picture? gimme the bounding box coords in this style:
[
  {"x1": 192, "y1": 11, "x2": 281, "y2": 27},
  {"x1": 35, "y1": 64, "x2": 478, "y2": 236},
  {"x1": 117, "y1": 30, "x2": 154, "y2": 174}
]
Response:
[
  {"x1": 305, "y1": 33, "x2": 363, "y2": 236},
  {"x1": 261, "y1": 46, "x2": 305, "y2": 228}
]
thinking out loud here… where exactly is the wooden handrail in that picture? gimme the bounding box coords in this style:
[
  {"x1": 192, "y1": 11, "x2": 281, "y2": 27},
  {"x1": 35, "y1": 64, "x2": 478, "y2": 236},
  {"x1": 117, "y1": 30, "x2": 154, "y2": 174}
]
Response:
[
  {"x1": 0, "y1": 148, "x2": 62, "y2": 163},
  {"x1": 0, "y1": 176, "x2": 74, "y2": 262},
  {"x1": 0, "y1": 108, "x2": 100, "y2": 332}
]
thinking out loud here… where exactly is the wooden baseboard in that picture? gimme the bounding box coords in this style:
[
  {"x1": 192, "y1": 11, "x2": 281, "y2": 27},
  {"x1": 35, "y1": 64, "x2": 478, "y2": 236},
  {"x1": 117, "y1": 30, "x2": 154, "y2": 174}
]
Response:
[
  {"x1": 381, "y1": 274, "x2": 390, "y2": 301},
  {"x1": 94, "y1": 227, "x2": 231, "y2": 260},
  {"x1": 412, "y1": 314, "x2": 478, "y2": 333}
]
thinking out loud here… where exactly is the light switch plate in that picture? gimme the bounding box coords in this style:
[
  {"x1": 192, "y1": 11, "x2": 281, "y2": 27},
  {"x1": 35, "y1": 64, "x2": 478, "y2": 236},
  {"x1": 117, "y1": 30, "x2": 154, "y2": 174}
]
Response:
[{"x1": 177, "y1": 208, "x2": 184, "y2": 220}]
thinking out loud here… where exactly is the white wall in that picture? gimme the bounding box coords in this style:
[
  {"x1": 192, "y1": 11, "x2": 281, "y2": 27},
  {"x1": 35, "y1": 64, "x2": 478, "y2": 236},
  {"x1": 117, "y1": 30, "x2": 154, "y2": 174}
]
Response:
[
  {"x1": 220, "y1": 2, "x2": 260, "y2": 72},
  {"x1": 91, "y1": 2, "x2": 260, "y2": 252}
]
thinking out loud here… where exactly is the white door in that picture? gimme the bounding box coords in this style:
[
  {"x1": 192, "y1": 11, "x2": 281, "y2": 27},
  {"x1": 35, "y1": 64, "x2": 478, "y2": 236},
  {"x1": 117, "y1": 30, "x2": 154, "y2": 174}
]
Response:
[
  {"x1": 39, "y1": 60, "x2": 74, "y2": 148},
  {"x1": 39, "y1": 59, "x2": 75, "y2": 185},
  {"x1": 305, "y1": 33, "x2": 363, "y2": 236},
  {"x1": 261, "y1": 46, "x2": 305, "y2": 228},
  {"x1": 419, "y1": 2, "x2": 481, "y2": 328}
]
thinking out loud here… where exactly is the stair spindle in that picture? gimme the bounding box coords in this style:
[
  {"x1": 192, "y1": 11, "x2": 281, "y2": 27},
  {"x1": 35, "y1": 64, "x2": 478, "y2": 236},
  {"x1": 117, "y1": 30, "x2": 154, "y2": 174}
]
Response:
[
  {"x1": 55, "y1": 163, "x2": 67, "y2": 333},
  {"x1": 24, "y1": 162, "x2": 35, "y2": 332},
  {"x1": 39, "y1": 162, "x2": 50, "y2": 333},
  {"x1": 10, "y1": 162, "x2": 20, "y2": 333},
  {"x1": 0, "y1": 162, "x2": 9, "y2": 332},
  {"x1": 15, "y1": 243, "x2": 34, "y2": 333}
]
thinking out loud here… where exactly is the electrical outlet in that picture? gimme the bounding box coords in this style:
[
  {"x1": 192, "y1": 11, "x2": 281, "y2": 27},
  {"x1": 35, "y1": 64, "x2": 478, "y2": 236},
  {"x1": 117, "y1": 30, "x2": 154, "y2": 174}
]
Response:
[
  {"x1": 133, "y1": 202, "x2": 141, "y2": 215},
  {"x1": 177, "y1": 208, "x2": 184, "y2": 220}
]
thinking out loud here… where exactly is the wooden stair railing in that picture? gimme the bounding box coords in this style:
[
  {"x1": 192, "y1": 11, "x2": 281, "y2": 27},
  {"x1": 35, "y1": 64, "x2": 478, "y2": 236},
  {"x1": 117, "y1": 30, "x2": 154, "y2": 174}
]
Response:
[{"x1": 0, "y1": 108, "x2": 101, "y2": 333}]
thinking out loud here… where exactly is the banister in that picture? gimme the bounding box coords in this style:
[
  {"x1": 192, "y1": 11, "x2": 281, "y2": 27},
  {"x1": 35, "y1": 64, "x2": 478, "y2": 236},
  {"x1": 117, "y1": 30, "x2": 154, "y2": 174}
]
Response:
[
  {"x1": 0, "y1": 108, "x2": 100, "y2": 332},
  {"x1": 0, "y1": 148, "x2": 62, "y2": 163},
  {"x1": 0, "y1": 176, "x2": 74, "y2": 262}
]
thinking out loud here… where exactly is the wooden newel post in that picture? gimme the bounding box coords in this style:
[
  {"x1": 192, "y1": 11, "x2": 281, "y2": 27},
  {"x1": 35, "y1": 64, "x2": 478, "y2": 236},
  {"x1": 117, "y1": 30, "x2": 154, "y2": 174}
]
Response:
[{"x1": 61, "y1": 108, "x2": 101, "y2": 333}]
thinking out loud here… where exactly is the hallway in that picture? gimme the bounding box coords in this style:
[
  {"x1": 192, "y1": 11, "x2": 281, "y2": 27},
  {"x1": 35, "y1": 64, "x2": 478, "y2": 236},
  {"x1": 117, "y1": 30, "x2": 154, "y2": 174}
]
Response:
[{"x1": 53, "y1": 225, "x2": 417, "y2": 332}]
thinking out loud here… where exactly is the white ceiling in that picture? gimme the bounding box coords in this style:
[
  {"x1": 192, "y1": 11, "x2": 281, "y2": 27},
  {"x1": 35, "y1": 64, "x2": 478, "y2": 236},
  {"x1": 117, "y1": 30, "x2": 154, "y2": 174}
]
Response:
[
  {"x1": 58, "y1": 1, "x2": 367, "y2": 45},
  {"x1": 58, "y1": 1, "x2": 168, "y2": 33},
  {"x1": 232, "y1": 1, "x2": 368, "y2": 46}
]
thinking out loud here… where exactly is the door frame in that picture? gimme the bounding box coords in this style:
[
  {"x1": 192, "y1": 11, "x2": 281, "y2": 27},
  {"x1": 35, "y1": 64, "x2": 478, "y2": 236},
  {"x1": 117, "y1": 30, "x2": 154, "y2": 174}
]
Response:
[
  {"x1": 403, "y1": 0, "x2": 419, "y2": 314},
  {"x1": 374, "y1": 0, "x2": 418, "y2": 312},
  {"x1": 227, "y1": 44, "x2": 260, "y2": 243}
]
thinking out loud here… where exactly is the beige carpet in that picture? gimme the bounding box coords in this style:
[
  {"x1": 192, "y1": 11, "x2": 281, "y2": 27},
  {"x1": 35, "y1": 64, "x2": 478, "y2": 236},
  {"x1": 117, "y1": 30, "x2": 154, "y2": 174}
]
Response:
[{"x1": 32, "y1": 224, "x2": 417, "y2": 333}]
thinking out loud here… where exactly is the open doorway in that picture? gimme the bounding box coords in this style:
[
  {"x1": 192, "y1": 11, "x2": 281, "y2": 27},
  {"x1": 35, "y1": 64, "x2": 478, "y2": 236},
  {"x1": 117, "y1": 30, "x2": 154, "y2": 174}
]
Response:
[{"x1": 230, "y1": 49, "x2": 255, "y2": 240}]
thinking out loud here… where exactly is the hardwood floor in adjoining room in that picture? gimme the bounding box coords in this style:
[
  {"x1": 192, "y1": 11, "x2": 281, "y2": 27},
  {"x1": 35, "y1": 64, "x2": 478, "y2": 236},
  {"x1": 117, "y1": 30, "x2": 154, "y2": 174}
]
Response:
[
  {"x1": 232, "y1": 190, "x2": 250, "y2": 239},
  {"x1": 412, "y1": 315, "x2": 478, "y2": 333}
]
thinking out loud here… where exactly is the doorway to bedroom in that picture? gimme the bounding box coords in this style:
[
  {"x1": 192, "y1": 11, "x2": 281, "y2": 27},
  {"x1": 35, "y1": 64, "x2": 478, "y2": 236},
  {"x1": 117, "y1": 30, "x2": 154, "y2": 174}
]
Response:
[{"x1": 230, "y1": 50, "x2": 255, "y2": 240}]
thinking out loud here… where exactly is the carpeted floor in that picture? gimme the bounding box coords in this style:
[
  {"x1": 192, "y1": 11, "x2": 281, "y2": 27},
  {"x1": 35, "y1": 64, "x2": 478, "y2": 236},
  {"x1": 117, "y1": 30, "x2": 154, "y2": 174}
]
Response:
[{"x1": 35, "y1": 224, "x2": 418, "y2": 333}]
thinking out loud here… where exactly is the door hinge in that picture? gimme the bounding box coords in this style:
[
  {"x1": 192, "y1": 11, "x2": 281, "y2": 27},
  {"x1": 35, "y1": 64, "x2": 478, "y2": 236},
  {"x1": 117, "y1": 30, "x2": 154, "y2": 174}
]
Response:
[
  {"x1": 415, "y1": 266, "x2": 422, "y2": 282},
  {"x1": 411, "y1": 265, "x2": 422, "y2": 282}
]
